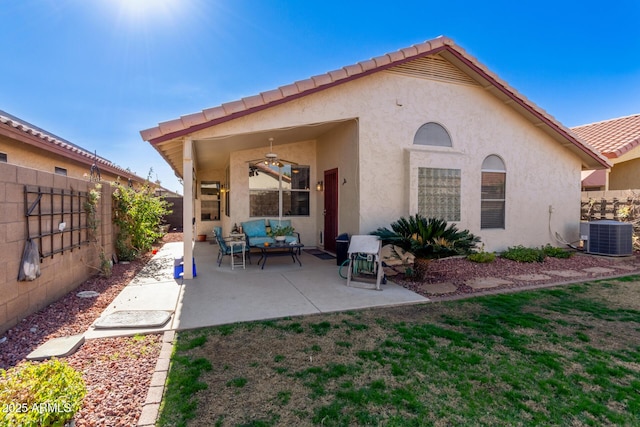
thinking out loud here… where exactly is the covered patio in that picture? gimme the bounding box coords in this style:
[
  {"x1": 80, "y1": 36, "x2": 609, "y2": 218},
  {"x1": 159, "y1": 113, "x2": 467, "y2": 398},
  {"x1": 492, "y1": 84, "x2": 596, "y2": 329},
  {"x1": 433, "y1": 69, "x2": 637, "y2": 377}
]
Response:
[{"x1": 85, "y1": 241, "x2": 428, "y2": 338}]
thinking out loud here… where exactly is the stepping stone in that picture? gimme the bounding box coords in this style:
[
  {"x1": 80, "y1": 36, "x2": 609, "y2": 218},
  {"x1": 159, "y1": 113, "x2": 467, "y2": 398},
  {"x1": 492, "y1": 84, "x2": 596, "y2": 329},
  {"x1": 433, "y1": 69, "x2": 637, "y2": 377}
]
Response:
[
  {"x1": 94, "y1": 310, "x2": 172, "y2": 329},
  {"x1": 610, "y1": 264, "x2": 637, "y2": 271},
  {"x1": 26, "y1": 334, "x2": 85, "y2": 361},
  {"x1": 545, "y1": 270, "x2": 587, "y2": 278},
  {"x1": 466, "y1": 277, "x2": 512, "y2": 289},
  {"x1": 583, "y1": 267, "x2": 616, "y2": 274},
  {"x1": 509, "y1": 274, "x2": 551, "y2": 281},
  {"x1": 77, "y1": 290, "x2": 100, "y2": 298},
  {"x1": 419, "y1": 282, "x2": 457, "y2": 295}
]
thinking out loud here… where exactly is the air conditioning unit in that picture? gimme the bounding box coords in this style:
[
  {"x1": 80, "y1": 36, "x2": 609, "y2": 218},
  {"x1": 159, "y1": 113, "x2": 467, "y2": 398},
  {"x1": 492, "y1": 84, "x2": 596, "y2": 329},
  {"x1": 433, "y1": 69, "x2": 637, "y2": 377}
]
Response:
[{"x1": 581, "y1": 220, "x2": 633, "y2": 256}]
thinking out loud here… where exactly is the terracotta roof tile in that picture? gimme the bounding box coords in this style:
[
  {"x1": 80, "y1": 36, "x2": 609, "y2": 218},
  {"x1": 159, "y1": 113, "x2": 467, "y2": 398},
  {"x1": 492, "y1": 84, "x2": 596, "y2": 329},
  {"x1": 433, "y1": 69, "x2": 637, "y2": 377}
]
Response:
[
  {"x1": 242, "y1": 94, "x2": 266, "y2": 110},
  {"x1": 311, "y1": 73, "x2": 334, "y2": 86},
  {"x1": 181, "y1": 112, "x2": 208, "y2": 128},
  {"x1": 279, "y1": 83, "x2": 300, "y2": 98},
  {"x1": 203, "y1": 106, "x2": 226, "y2": 121},
  {"x1": 572, "y1": 114, "x2": 640, "y2": 159},
  {"x1": 328, "y1": 69, "x2": 348, "y2": 81},
  {"x1": 221, "y1": 100, "x2": 246, "y2": 115},
  {"x1": 260, "y1": 88, "x2": 285, "y2": 104},
  {"x1": 159, "y1": 118, "x2": 185, "y2": 134},
  {"x1": 294, "y1": 78, "x2": 317, "y2": 92}
]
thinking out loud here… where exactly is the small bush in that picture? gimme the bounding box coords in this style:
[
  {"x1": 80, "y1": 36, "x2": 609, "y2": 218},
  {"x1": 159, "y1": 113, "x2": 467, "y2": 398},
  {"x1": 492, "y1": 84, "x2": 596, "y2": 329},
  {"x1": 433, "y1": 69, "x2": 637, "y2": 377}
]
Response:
[
  {"x1": 542, "y1": 244, "x2": 573, "y2": 259},
  {"x1": 0, "y1": 359, "x2": 86, "y2": 426},
  {"x1": 468, "y1": 251, "x2": 496, "y2": 263},
  {"x1": 501, "y1": 245, "x2": 545, "y2": 263}
]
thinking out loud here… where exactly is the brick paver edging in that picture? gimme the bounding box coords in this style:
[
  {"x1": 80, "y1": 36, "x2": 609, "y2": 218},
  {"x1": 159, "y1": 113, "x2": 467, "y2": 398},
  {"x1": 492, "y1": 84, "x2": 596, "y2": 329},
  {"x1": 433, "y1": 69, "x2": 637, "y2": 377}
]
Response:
[{"x1": 137, "y1": 330, "x2": 175, "y2": 426}]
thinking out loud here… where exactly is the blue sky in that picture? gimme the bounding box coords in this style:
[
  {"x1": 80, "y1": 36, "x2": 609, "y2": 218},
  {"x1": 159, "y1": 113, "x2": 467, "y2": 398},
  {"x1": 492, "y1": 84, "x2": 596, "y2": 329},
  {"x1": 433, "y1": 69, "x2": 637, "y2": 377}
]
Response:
[{"x1": 2, "y1": 0, "x2": 639, "y2": 194}]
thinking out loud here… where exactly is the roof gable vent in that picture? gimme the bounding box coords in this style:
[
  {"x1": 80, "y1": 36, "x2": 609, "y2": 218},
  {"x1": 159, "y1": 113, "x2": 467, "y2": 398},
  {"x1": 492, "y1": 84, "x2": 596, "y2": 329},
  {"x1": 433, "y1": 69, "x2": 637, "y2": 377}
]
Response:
[{"x1": 386, "y1": 55, "x2": 479, "y2": 86}]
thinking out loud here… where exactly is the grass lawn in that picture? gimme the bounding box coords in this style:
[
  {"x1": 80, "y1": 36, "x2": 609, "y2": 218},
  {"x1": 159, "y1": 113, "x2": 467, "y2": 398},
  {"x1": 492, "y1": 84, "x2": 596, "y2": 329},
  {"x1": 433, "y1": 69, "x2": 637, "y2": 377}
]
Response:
[{"x1": 158, "y1": 277, "x2": 640, "y2": 426}]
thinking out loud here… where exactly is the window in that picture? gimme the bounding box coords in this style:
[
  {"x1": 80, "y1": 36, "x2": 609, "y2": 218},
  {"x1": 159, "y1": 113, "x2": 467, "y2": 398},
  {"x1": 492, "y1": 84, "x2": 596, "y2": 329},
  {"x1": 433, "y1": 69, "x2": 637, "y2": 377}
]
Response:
[
  {"x1": 0, "y1": 152, "x2": 6, "y2": 163},
  {"x1": 414, "y1": 122, "x2": 452, "y2": 147},
  {"x1": 481, "y1": 155, "x2": 506, "y2": 229},
  {"x1": 249, "y1": 164, "x2": 310, "y2": 217},
  {"x1": 54, "y1": 167, "x2": 67, "y2": 176},
  {"x1": 200, "y1": 181, "x2": 220, "y2": 221},
  {"x1": 418, "y1": 168, "x2": 460, "y2": 221}
]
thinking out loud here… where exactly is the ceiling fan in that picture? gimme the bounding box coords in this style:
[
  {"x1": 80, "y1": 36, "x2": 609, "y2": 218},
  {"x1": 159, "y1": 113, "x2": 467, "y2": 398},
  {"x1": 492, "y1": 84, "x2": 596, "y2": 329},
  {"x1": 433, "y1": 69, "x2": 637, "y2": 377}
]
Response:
[{"x1": 247, "y1": 137, "x2": 297, "y2": 168}]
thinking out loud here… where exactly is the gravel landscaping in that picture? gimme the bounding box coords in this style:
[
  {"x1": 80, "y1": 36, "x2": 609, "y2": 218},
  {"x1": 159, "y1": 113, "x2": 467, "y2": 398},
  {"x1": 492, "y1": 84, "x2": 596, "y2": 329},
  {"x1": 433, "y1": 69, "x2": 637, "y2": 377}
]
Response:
[{"x1": 0, "y1": 232, "x2": 183, "y2": 426}]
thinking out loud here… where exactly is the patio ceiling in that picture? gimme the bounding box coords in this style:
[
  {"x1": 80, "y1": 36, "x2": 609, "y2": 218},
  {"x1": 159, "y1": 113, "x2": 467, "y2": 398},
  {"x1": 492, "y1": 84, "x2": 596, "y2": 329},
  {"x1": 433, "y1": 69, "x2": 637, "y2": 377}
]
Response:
[{"x1": 156, "y1": 120, "x2": 350, "y2": 178}]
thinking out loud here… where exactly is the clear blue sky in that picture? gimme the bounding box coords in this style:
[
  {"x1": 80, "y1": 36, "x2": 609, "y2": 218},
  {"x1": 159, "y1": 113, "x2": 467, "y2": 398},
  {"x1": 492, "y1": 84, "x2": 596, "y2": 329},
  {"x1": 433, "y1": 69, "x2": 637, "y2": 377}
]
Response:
[{"x1": 2, "y1": 0, "x2": 639, "y2": 194}]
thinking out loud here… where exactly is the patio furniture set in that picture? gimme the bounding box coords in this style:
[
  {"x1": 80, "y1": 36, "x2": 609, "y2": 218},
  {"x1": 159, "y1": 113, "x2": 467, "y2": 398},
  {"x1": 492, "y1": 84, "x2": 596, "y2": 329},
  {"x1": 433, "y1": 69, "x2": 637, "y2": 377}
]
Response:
[{"x1": 213, "y1": 219, "x2": 303, "y2": 270}]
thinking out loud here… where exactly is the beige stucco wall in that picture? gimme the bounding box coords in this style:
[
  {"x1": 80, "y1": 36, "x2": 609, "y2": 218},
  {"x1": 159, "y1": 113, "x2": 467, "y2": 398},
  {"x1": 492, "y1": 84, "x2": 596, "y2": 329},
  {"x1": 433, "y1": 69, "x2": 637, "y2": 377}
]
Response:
[
  {"x1": 186, "y1": 64, "x2": 584, "y2": 252},
  {"x1": 0, "y1": 162, "x2": 112, "y2": 335},
  {"x1": 609, "y1": 158, "x2": 640, "y2": 190},
  {"x1": 0, "y1": 135, "x2": 133, "y2": 185}
]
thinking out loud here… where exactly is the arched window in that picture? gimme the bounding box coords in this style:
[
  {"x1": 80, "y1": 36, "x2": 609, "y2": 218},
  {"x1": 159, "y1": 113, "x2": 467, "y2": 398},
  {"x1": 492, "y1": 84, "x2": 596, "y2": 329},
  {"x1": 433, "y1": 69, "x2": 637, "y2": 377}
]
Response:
[
  {"x1": 413, "y1": 122, "x2": 452, "y2": 147},
  {"x1": 481, "y1": 155, "x2": 506, "y2": 229}
]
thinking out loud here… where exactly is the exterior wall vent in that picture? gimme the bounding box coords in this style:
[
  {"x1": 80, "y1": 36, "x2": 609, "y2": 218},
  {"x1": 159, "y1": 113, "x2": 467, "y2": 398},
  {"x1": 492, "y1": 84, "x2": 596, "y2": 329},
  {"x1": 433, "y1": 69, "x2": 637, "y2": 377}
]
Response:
[{"x1": 583, "y1": 220, "x2": 633, "y2": 256}]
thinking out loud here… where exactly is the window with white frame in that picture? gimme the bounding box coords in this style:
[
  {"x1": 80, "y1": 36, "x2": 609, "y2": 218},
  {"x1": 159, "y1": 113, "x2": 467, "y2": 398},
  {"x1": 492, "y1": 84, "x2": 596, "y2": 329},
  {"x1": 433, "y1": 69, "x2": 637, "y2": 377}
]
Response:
[
  {"x1": 414, "y1": 122, "x2": 452, "y2": 147},
  {"x1": 481, "y1": 155, "x2": 506, "y2": 229},
  {"x1": 249, "y1": 164, "x2": 310, "y2": 217},
  {"x1": 418, "y1": 167, "x2": 460, "y2": 221}
]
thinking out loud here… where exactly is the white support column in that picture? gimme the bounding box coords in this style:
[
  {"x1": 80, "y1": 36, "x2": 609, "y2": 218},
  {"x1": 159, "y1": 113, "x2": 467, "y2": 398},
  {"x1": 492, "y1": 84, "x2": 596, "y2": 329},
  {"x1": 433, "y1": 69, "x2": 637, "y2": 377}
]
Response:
[{"x1": 183, "y1": 138, "x2": 194, "y2": 279}]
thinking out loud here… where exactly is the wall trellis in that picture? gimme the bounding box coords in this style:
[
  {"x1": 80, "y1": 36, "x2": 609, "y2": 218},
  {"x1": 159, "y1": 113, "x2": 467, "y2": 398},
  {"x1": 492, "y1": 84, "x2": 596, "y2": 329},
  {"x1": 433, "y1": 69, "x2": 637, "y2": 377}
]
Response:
[{"x1": 24, "y1": 185, "x2": 91, "y2": 260}]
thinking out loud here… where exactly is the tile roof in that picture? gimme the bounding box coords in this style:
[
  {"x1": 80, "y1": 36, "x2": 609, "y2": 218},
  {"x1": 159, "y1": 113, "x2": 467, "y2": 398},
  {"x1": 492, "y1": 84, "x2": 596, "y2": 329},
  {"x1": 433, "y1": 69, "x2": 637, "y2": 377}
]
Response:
[
  {"x1": 139, "y1": 36, "x2": 610, "y2": 169},
  {"x1": 0, "y1": 109, "x2": 139, "y2": 179},
  {"x1": 571, "y1": 113, "x2": 640, "y2": 159}
]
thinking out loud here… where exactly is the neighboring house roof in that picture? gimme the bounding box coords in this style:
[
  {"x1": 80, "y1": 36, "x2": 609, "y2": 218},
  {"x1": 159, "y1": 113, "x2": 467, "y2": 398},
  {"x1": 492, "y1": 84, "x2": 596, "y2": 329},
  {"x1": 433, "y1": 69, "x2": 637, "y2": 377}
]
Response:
[
  {"x1": 140, "y1": 36, "x2": 610, "y2": 170},
  {"x1": 571, "y1": 113, "x2": 640, "y2": 159},
  {"x1": 0, "y1": 109, "x2": 142, "y2": 181}
]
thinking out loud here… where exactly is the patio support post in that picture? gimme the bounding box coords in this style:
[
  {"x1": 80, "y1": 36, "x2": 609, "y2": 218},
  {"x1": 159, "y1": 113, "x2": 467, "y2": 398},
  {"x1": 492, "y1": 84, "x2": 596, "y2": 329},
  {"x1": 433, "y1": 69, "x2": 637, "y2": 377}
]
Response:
[{"x1": 182, "y1": 138, "x2": 194, "y2": 279}]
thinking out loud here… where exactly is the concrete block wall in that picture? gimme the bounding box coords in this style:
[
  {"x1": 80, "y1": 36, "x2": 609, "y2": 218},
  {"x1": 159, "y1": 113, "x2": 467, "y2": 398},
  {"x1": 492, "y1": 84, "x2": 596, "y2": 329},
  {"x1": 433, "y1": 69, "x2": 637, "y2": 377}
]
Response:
[{"x1": 0, "y1": 162, "x2": 113, "y2": 335}]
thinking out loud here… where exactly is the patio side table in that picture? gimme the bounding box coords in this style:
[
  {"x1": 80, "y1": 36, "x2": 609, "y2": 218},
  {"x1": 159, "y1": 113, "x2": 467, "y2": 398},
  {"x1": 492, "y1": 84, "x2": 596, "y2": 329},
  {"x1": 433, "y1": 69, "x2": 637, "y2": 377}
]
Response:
[{"x1": 229, "y1": 240, "x2": 246, "y2": 270}]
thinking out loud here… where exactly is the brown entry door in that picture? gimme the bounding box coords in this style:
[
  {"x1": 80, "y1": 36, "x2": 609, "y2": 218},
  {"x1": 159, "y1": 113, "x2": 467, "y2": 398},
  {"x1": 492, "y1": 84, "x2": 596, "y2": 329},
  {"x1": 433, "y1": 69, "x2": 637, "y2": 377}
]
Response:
[{"x1": 323, "y1": 168, "x2": 339, "y2": 253}]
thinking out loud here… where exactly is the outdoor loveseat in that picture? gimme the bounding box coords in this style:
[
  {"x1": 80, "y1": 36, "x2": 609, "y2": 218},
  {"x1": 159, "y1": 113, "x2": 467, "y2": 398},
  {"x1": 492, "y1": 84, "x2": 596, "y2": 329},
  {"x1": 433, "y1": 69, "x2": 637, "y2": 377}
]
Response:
[{"x1": 241, "y1": 219, "x2": 300, "y2": 247}]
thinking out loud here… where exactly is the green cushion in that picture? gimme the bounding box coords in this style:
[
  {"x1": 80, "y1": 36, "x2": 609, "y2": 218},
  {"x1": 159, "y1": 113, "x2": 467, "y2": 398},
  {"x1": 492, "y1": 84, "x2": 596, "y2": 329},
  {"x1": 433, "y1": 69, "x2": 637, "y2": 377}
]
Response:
[{"x1": 242, "y1": 219, "x2": 267, "y2": 238}]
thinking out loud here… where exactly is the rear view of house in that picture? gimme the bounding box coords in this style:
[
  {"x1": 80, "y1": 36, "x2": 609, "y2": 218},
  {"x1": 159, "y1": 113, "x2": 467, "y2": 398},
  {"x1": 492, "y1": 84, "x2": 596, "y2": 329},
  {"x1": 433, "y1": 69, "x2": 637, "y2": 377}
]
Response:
[{"x1": 141, "y1": 36, "x2": 609, "y2": 278}]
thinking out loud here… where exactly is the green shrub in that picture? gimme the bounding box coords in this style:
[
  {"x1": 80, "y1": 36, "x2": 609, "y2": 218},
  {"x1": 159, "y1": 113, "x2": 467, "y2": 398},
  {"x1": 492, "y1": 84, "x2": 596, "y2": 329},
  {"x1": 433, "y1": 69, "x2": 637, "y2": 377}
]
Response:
[
  {"x1": 542, "y1": 244, "x2": 573, "y2": 259},
  {"x1": 112, "y1": 175, "x2": 171, "y2": 261},
  {"x1": 371, "y1": 215, "x2": 480, "y2": 259},
  {"x1": 501, "y1": 245, "x2": 546, "y2": 263},
  {"x1": 468, "y1": 251, "x2": 496, "y2": 263},
  {"x1": 0, "y1": 359, "x2": 86, "y2": 426}
]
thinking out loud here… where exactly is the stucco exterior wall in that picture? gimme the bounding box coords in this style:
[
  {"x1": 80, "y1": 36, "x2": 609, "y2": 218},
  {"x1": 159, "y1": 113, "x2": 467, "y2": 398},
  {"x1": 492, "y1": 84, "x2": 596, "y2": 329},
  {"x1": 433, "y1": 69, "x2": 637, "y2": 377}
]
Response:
[
  {"x1": 187, "y1": 64, "x2": 584, "y2": 252},
  {"x1": 0, "y1": 162, "x2": 113, "y2": 335},
  {"x1": 0, "y1": 135, "x2": 133, "y2": 184},
  {"x1": 609, "y1": 158, "x2": 640, "y2": 190}
]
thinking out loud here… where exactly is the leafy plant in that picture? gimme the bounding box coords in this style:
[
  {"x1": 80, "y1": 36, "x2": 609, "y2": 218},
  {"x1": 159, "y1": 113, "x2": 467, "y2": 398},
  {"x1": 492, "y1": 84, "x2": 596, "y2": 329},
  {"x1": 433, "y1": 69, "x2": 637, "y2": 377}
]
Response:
[
  {"x1": 112, "y1": 174, "x2": 171, "y2": 261},
  {"x1": 0, "y1": 359, "x2": 86, "y2": 426},
  {"x1": 542, "y1": 244, "x2": 573, "y2": 259},
  {"x1": 501, "y1": 245, "x2": 545, "y2": 263},
  {"x1": 468, "y1": 251, "x2": 496, "y2": 263},
  {"x1": 268, "y1": 225, "x2": 295, "y2": 237},
  {"x1": 371, "y1": 215, "x2": 480, "y2": 259}
]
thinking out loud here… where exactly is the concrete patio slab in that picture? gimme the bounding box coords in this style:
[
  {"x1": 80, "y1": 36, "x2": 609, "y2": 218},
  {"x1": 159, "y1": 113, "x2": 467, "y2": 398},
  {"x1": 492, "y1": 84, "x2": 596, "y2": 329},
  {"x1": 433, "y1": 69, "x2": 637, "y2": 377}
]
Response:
[
  {"x1": 26, "y1": 334, "x2": 85, "y2": 361},
  {"x1": 466, "y1": 277, "x2": 512, "y2": 289},
  {"x1": 86, "y1": 241, "x2": 428, "y2": 337}
]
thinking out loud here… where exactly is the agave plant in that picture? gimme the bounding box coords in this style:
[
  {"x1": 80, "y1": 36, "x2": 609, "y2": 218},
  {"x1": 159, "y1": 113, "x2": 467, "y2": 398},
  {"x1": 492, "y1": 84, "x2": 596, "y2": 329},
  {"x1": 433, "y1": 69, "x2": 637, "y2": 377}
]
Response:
[{"x1": 372, "y1": 215, "x2": 480, "y2": 259}]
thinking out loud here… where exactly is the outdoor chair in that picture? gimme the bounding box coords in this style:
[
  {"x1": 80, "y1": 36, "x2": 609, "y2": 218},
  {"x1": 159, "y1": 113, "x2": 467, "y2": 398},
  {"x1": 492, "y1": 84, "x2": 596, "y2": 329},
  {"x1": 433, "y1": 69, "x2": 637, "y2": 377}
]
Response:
[{"x1": 213, "y1": 226, "x2": 252, "y2": 267}]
